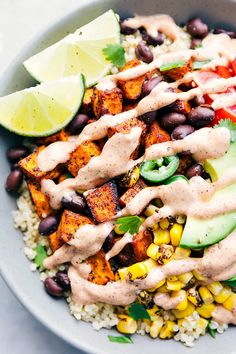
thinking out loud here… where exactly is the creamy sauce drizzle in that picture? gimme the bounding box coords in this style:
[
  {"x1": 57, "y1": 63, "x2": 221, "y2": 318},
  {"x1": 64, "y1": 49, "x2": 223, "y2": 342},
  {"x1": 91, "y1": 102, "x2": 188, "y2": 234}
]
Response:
[{"x1": 105, "y1": 232, "x2": 133, "y2": 261}]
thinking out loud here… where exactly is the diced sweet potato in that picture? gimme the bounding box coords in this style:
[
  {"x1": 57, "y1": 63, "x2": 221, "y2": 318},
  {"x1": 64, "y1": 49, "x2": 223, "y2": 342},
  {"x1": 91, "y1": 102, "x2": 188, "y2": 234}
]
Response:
[
  {"x1": 57, "y1": 210, "x2": 93, "y2": 243},
  {"x1": 92, "y1": 87, "x2": 123, "y2": 118},
  {"x1": 162, "y1": 59, "x2": 192, "y2": 80},
  {"x1": 176, "y1": 155, "x2": 194, "y2": 175},
  {"x1": 49, "y1": 231, "x2": 65, "y2": 253},
  {"x1": 165, "y1": 99, "x2": 191, "y2": 115},
  {"x1": 118, "y1": 59, "x2": 146, "y2": 101},
  {"x1": 36, "y1": 130, "x2": 69, "y2": 146},
  {"x1": 27, "y1": 180, "x2": 53, "y2": 218},
  {"x1": 145, "y1": 121, "x2": 170, "y2": 148},
  {"x1": 67, "y1": 141, "x2": 101, "y2": 177},
  {"x1": 107, "y1": 117, "x2": 147, "y2": 159},
  {"x1": 86, "y1": 250, "x2": 115, "y2": 285},
  {"x1": 86, "y1": 181, "x2": 120, "y2": 223},
  {"x1": 119, "y1": 179, "x2": 147, "y2": 207},
  {"x1": 132, "y1": 230, "x2": 153, "y2": 262},
  {"x1": 81, "y1": 87, "x2": 94, "y2": 113},
  {"x1": 19, "y1": 146, "x2": 62, "y2": 181}
]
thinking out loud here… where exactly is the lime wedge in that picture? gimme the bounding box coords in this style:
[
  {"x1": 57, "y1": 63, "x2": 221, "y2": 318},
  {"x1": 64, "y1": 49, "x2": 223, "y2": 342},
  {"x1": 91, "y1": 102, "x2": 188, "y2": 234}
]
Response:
[
  {"x1": 0, "y1": 75, "x2": 85, "y2": 136},
  {"x1": 23, "y1": 10, "x2": 120, "y2": 87}
]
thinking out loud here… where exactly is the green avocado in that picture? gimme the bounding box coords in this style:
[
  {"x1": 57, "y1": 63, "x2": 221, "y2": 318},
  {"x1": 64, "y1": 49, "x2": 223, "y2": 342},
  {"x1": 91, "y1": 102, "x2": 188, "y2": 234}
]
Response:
[{"x1": 180, "y1": 142, "x2": 236, "y2": 249}]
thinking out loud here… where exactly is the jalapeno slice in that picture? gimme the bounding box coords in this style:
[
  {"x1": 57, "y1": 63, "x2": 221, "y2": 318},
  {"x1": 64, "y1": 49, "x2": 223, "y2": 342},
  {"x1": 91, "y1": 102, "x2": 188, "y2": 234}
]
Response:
[
  {"x1": 164, "y1": 174, "x2": 188, "y2": 185},
  {"x1": 140, "y1": 155, "x2": 179, "y2": 183}
]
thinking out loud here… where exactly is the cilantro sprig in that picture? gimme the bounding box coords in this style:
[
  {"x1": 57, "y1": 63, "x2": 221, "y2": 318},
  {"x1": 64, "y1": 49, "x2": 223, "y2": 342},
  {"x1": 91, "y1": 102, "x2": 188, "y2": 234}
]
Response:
[
  {"x1": 102, "y1": 44, "x2": 126, "y2": 68},
  {"x1": 128, "y1": 302, "x2": 151, "y2": 320},
  {"x1": 160, "y1": 60, "x2": 186, "y2": 72},
  {"x1": 34, "y1": 245, "x2": 47, "y2": 271},
  {"x1": 108, "y1": 335, "x2": 133, "y2": 344},
  {"x1": 208, "y1": 321, "x2": 217, "y2": 338},
  {"x1": 192, "y1": 60, "x2": 211, "y2": 70},
  {"x1": 214, "y1": 119, "x2": 236, "y2": 142},
  {"x1": 115, "y1": 216, "x2": 142, "y2": 235}
]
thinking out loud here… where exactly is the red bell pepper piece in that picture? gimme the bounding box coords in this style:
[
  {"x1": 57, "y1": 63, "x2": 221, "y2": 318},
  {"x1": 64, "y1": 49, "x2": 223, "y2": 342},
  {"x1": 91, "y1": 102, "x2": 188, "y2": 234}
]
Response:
[{"x1": 215, "y1": 66, "x2": 232, "y2": 79}]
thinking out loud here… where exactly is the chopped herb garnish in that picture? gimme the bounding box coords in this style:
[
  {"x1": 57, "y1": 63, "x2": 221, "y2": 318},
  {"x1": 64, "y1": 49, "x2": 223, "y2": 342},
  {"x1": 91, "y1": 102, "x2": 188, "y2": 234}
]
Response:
[
  {"x1": 160, "y1": 60, "x2": 186, "y2": 72},
  {"x1": 208, "y1": 321, "x2": 217, "y2": 338},
  {"x1": 108, "y1": 335, "x2": 133, "y2": 344},
  {"x1": 214, "y1": 118, "x2": 236, "y2": 142},
  {"x1": 115, "y1": 216, "x2": 142, "y2": 235},
  {"x1": 192, "y1": 60, "x2": 211, "y2": 70},
  {"x1": 128, "y1": 302, "x2": 151, "y2": 320},
  {"x1": 34, "y1": 245, "x2": 47, "y2": 271},
  {"x1": 102, "y1": 44, "x2": 126, "y2": 68}
]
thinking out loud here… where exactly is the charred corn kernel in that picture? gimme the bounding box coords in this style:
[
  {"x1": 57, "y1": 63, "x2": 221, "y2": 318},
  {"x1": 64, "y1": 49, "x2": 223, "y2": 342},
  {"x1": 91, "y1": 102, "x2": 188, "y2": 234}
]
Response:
[
  {"x1": 187, "y1": 288, "x2": 202, "y2": 307},
  {"x1": 170, "y1": 224, "x2": 183, "y2": 246},
  {"x1": 151, "y1": 222, "x2": 159, "y2": 231},
  {"x1": 144, "y1": 204, "x2": 158, "y2": 217},
  {"x1": 147, "y1": 305, "x2": 160, "y2": 320},
  {"x1": 127, "y1": 263, "x2": 148, "y2": 281},
  {"x1": 214, "y1": 288, "x2": 232, "y2": 304},
  {"x1": 144, "y1": 258, "x2": 157, "y2": 271},
  {"x1": 166, "y1": 280, "x2": 184, "y2": 291},
  {"x1": 149, "y1": 280, "x2": 166, "y2": 292},
  {"x1": 157, "y1": 245, "x2": 174, "y2": 265},
  {"x1": 114, "y1": 224, "x2": 125, "y2": 235},
  {"x1": 197, "y1": 317, "x2": 208, "y2": 334},
  {"x1": 159, "y1": 320, "x2": 175, "y2": 339},
  {"x1": 116, "y1": 315, "x2": 137, "y2": 334},
  {"x1": 119, "y1": 165, "x2": 140, "y2": 188},
  {"x1": 173, "y1": 302, "x2": 195, "y2": 319},
  {"x1": 199, "y1": 286, "x2": 214, "y2": 304},
  {"x1": 174, "y1": 247, "x2": 191, "y2": 260},
  {"x1": 158, "y1": 284, "x2": 169, "y2": 293},
  {"x1": 152, "y1": 198, "x2": 163, "y2": 208},
  {"x1": 207, "y1": 282, "x2": 223, "y2": 296},
  {"x1": 196, "y1": 303, "x2": 216, "y2": 318},
  {"x1": 154, "y1": 229, "x2": 170, "y2": 245},
  {"x1": 117, "y1": 267, "x2": 128, "y2": 281},
  {"x1": 176, "y1": 215, "x2": 186, "y2": 224},
  {"x1": 147, "y1": 243, "x2": 161, "y2": 261},
  {"x1": 173, "y1": 290, "x2": 188, "y2": 311},
  {"x1": 159, "y1": 218, "x2": 170, "y2": 230},
  {"x1": 168, "y1": 276, "x2": 178, "y2": 282},
  {"x1": 178, "y1": 272, "x2": 193, "y2": 284},
  {"x1": 149, "y1": 317, "x2": 164, "y2": 338},
  {"x1": 223, "y1": 293, "x2": 236, "y2": 311},
  {"x1": 192, "y1": 270, "x2": 206, "y2": 281}
]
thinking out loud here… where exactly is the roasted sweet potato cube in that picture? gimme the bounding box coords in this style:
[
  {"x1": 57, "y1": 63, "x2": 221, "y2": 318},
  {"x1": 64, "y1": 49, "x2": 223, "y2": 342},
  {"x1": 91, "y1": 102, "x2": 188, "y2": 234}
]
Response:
[
  {"x1": 86, "y1": 250, "x2": 115, "y2": 285},
  {"x1": 119, "y1": 179, "x2": 147, "y2": 207},
  {"x1": 176, "y1": 155, "x2": 194, "y2": 175},
  {"x1": 36, "y1": 130, "x2": 69, "y2": 146},
  {"x1": 27, "y1": 181, "x2": 53, "y2": 218},
  {"x1": 19, "y1": 146, "x2": 62, "y2": 181},
  {"x1": 132, "y1": 230, "x2": 153, "y2": 262},
  {"x1": 86, "y1": 181, "x2": 120, "y2": 223},
  {"x1": 165, "y1": 99, "x2": 191, "y2": 115},
  {"x1": 67, "y1": 141, "x2": 101, "y2": 177},
  {"x1": 145, "y1": 121, "x2": 170, "y2": 148},
  {"x1": 57, "y1": 210, "x2": 93, "y2": 243},
  {"x1": 118, "y1": 59, "x2": 146, "y2": 100},
  {"x1": 49, "y1": 231, "x2": 65, "y2": 253},
  {"x1": 92, "y1": 87, "x2": 123, "y2": 118},
  {"x1": 162, "y1": 59, "x2": 192, "y2": 80},
  {"x1": 81, "y1": 87, "x2": 94, "y2": 113}
]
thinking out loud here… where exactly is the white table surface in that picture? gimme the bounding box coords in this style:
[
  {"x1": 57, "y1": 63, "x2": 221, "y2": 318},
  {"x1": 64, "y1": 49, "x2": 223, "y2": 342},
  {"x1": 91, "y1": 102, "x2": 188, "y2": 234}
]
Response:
[{"x1": 0, "y1": 1, "x2": 89, "y2": 353}]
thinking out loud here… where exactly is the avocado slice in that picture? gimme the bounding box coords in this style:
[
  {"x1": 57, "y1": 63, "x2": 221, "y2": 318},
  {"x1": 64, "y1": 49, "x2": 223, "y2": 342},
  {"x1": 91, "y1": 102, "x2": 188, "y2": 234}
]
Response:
[{"x1": 180, "y1": 142, "x2": 236, "y2": 249}]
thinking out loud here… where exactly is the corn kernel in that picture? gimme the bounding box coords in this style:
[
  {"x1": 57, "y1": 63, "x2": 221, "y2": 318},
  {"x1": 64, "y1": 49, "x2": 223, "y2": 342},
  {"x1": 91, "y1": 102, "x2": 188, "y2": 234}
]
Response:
[
  {"x1": 159, "y1": 320, "x2": 175, "y2": 339},
  {"x1": 157, "y1": 245, "x2": 174, "y2": 265},
  {"x1": 147, "y1": 305, "x2": 160, "y2": 320},
  {"x1": 117, "y1": 315, "x2": 137, "y2": 334},
  {"x1": 158, "y1": 284, "x2": 169, "y2": 293},
  {"x1": 148, "y1": 280, "x2": 166, "y2": 292},
  {"x1": 114, "y1": 224, "x2": 125, "y2": 235},
  {"x1": 170, "y1": 224, "x2": 183, "y2": 246},
  {"x1": 168, "y1": 276, "x2": 178, "y2": 282},
  {"x1": 147, "y1": 243, "x2": 160, "y2": 261},
  {"x1": 197, "y1": 317, "x2": 208, "y2": 334},
  {"x1": 149, "y1": 318, "x2": 163, "y2": 338},
  {"x1": 172, "y1": 290, "x2": 188, "y2": 311},
  {"x1": 151, "y1": 222, "x2": 159, "y2": 231},
  {"x1": 223, "y1": 293, "x2": 236, "y2": 311},
  {"x1": 199, "y1": 286, "x2": 214, "y2": 304},
  {"x1": 176, "y1": 215, "x2": 186, "y2": 224},
  {"x1": 166, "y1": 280, "x2": 184, "y2": 291},
  {"x1": 154, "y1": 229, "x2": 170, "y2": 245},
  {"x1": 117, "y1": 267, "x2": 128, "y2": 281},
  {"x1": 192, "y1": 270, "x2": 206, "y2": 281},
  {"x1": 173, "y1": 302, "x2": 195, "y2": 319},
  {"x1": 144, "y1": 204, "x2": 158, "y2": 217},
  {"x1": 159, "y1": 218, "x2": 170, "y2": 230},
  {"x1": 207, "y1": 282, "x2": 223, "y2": 296},
  {"x1": 174, "y1": 247, "x2": 191, "y2": 260},
  {"x1": 196, "y1": 303, "x2": 216, "y2": 318},
  {"x1": 178, "y1": 272, "x2": 193, "y2": 284},
  {"x1": 144, "y1": 258, "x2": 158, "y2": 272},
  {"x1": 127, "y1": 263, "x2": 148, "y2": 281},
  {"x1": 187, "y1": 288, "x2": 202, "y2": 306},
  {"x1": 214, "y1": 288, "x2": 232, "y2": 304}
]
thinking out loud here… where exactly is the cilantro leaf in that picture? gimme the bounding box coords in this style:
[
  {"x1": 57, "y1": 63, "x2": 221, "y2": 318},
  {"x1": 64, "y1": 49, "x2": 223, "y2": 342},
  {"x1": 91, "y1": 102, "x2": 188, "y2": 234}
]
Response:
[
  {"x1": 208, "y1": 321, "x2": 217, "y2": 338},
  {"x1": 128, "y1": 302, "x2": 151, "y2": 320},
  {"x1": 34, "y1": 245, "x2": 47, "y2": 271},
  {"x1": 160, "y1": 60, "x2": 186, "y2": 72},
  {"x1": 192, "y1": 60, "x2": 211, "y2": 70},
  {"x1": 102, "y1": 44, "x2": 126, "y2": 68},
  {"x1": 108, "y1": 335, "x2": 133, "y2": 344},
  {"x1": 214, "y1": 118, "x2": 236, "y2": 142},
  {"x1": 115, "y1": 216, "x2": 142, "y2": 235}
]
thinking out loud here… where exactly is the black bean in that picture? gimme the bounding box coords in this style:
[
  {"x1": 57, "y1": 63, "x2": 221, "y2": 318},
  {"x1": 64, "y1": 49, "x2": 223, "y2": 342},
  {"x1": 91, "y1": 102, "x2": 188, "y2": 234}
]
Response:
[
  {"x1": 44, "y1": 277, "x2": 64, "y2": 297},
  {"x1": 55, "y1": 271, "x2": 71, "y2": 290},
  {"x1": 213, "y1": 28, "x2": 236, "y2": 38},
  {"x1": 191, "y1": 95, "x2": 205, "y2": 107},
  {"x1": 141, "y1": 29, "x2": 165, "y2": 46},
  {"x1": 190, "y1": 38, "x2": 202, "y2": 49},
  {"x1": 171, "y1": 125, "x2": 195, "y2": 140},
  {"x1": 103, "y1": 231, "x2": 116, "y2": 253},
  {"x1": 61, "y1": 194, "x2": 86, "y2": 213},
  {"x1": 140, "y1": 110, "x2": 157, "y2": 125},
  {"x1": 5, "y1": 169, "x2": 23, "y2": 193},
  {"x1": 38, "y1": 215, "x2": 59, "y2": 236},
  {"x1": 7, "y1": 146, "x2": 29, "y2": 162},
  {"x1": 11, "y1": 163, "x2": 21, "y2": 171},
  {"x1": 115, "y1": 244, "x2": 134, "y2": 267},
  {"x1": 142, "y1": 76, "x2": 162, "y2": 96},
  {"x1": 68, "y1": 114, "x2": 89, "y2": 135},
  {"x1": 120, "y1": 22, "x2": 137, "y2": 35},
  {"x1": 188, "y1": 105, "x2": 215, "y2": 127},
  {"x1": 160, "y1": 112, "x2": 186, "y2": 129},
  {"x1": 187, "y1": 17, "x2": 209, "y2": 39},
  {"x1": 185, "y1": 164, "x2": 204, "y2": 179},
  {"x1": 135, "y1": 41, "x2": 153, "y2": 63}
]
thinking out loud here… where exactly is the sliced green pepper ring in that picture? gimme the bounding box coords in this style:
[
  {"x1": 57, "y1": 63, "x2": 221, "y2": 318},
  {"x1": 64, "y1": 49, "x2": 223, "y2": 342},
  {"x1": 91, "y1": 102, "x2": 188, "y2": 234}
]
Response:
[
  {"x1": 164, "y1": 175, "x2": 188, "y2": 185},
  {"x1": 140, "y1": 155, "x2": 179, "y2": 183}
]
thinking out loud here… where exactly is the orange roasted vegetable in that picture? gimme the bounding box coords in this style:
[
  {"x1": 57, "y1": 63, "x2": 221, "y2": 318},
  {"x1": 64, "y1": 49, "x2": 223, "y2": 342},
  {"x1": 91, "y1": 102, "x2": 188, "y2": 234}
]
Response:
[
  {"x1": 86, "y1": 250, "x2": 115, "y2": 285},
  {"x1": 145, "y1": 121, "x2": 170, "y2": 148},
  {"x1": 27, "y1": 180, "x2": 53, "y2": 218},
  {"x1": 92, "y1": 87, "x2": 123, "y2": 118},
  {"x1": 132, "y1": 230, "x2": 153, "y2": 261},
  {"x1": 119, "y1": 178, "x2": 147, "y2": 207},
  {"x1": 36, "y1": 130, "x2": 69, "y2": 146},
  {"x1": 118, "y1": 59, "x2": 146, "y2": 100},
  {"x1": 81, "y1": 87, "x2": 94, "y2": 113},
  {"x1": 162, "y1": 59, "x2": 192, "y2": 80},
  {"x1": 49, "y1": 231, "x2": 65, "y2": 253}
]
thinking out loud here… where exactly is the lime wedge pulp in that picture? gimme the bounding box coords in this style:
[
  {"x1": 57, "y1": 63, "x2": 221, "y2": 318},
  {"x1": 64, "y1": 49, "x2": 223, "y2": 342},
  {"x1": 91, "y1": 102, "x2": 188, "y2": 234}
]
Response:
[
  {"x1": 23, "y1": 10, "x2": 120, "y2": 87},
  {"x1": 0, "y1": 75, "x2": 85, "y2": 137}
]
